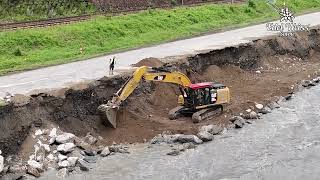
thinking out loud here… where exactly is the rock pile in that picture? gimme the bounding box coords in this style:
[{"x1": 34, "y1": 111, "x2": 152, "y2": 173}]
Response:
[
  {"x1": 151, "y1": 124, "x2": 224, "y2": 156},
  {"x1": 0, "y1": 127, "x2": 130, "y2": 179}
]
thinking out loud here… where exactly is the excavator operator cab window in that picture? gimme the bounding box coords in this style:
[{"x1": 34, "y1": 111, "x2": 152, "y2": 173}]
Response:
[
  {"x1": 193, "y1": 89, "x2": 205, "y2": 106},
  {"x1": 183, "y1": 88, "x2": 194, "y2": 107},
  {"x1": 204, "y1": 88, "x2": 211, "y2": 105}
]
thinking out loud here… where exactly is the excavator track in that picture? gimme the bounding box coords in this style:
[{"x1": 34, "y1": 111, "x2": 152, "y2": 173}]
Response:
[
  {"x1": 192, "y1": 105, "x2": 223, "y2": 123},
  {"x1": 168, "y1": 106, "x2": 185, "y2": 120}
]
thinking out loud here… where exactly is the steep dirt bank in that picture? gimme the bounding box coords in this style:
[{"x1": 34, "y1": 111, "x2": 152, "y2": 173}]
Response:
[{"x1": 1, "y1": 28, "x2": 320, "y2": 159}]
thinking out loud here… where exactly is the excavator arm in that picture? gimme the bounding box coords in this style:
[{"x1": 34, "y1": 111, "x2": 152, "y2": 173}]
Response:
[{"x1": 98, "y1": 66, "x2": 192, "y2": 128}]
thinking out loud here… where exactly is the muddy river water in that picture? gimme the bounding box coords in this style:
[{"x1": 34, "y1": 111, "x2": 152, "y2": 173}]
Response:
[{"x1": 36, "y1": 85, "x2": 320, "y2": 180}]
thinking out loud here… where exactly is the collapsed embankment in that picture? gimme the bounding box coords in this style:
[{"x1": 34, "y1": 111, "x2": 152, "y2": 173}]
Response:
[{"x1": 1, "y1": 28, "x2": 320, "y2": 159}]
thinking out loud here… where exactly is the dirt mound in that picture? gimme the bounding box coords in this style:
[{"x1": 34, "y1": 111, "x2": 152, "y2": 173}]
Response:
[
  {"x1": 132, "y1": 57, "x2": 164, "y2": 67},
  {"x1": 1, "y1": 28, "x2": 320, "y2": 158}
]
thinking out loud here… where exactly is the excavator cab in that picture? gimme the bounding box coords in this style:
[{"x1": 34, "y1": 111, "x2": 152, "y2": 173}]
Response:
[
  {"x1": 169, "y1": 82, "x2": 230, "y2": 122},
  {"x1": 182, "y1": 82, "x2": 229, "y2": 108}
]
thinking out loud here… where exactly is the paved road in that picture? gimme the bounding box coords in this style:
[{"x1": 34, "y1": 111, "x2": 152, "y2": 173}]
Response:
[{"x1": 1, "y1": 12, "x2": 320, "y2": 97}]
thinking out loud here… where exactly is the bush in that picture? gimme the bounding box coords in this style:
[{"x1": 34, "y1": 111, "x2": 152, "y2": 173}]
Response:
[
  {"x1": 13, "y1": 48, "x2": 23, "y2": 56},
  {"x1": 248, "y1": 0, "x2": 257, "y2": 9},
  {"x1": 171, "y1": 0, "x2": 178, "y2": 6}
]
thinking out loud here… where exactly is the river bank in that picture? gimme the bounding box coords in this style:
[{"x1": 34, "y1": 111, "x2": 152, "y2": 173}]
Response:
[
  {"x1": 1, "y1": 28, "x2": 320, "y2": 178},
  {"x1": 37, "y1": 85, "x2": 320, "y2": 180}
]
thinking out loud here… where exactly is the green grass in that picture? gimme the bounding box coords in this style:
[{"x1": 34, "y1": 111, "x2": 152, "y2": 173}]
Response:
[{"x1": 0, "y1": 0, "x2": 320, "y2": 75}]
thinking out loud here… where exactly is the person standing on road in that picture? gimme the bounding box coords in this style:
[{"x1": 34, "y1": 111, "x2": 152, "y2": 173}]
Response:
[{"x1": 109, "y1": 56, "x2": 116, "y2": 75}]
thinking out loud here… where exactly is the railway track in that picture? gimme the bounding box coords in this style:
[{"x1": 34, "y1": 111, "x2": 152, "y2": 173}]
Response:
[
  {"x1": 0, "y1": 0, "x2": 245, "y2": 31},
  {"x1": 0, "y1": 15, "x2": 92, "y2": 30}
]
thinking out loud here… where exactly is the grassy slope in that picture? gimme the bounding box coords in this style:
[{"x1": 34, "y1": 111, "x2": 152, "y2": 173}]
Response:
[{"x1": 0, "y1": 0, "x2": 320, "y2": 75}]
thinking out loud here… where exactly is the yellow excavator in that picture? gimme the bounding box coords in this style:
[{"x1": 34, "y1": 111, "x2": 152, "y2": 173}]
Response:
[{"x1": 98, "y1": 66, "x2": 230, "y2": 128}]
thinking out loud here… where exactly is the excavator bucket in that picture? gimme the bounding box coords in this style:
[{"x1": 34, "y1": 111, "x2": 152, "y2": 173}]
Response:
[{"x1": 97, "y1": 103, "x2": 119, "y2": 128}]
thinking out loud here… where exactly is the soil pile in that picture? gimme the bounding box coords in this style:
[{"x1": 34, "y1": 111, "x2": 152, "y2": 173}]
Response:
[
  {"x1": 132, "y1": 57, "x2": 164, "y2": 67},
  {"x1": 1, "y1": 28, "x2": 320, "y2": 159}
]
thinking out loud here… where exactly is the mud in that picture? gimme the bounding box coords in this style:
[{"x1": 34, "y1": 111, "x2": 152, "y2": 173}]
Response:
[{"x1": 1, "y1": 28, "x2": 320, "y2": 158}]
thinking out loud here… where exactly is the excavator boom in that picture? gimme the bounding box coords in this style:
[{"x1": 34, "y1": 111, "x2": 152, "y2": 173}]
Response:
[{"x1": 98, "y1": 66, "x2": 192, "y2": 128}]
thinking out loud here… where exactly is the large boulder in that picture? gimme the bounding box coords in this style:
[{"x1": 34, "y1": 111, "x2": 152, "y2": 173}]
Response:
[
  {"x1": 167, "y1": 150, "x2": 180, "y2": 156},
  {"x1": 83, "y1": 156, "x2": 97, "y2": 163},
  {"x1": 57, "y1": 143, "x2": 76, "y2": 154},
  {"x1": 1, "y1": 173, "x2": 24, "y2": 180},
  {"x1": 58, "y1": 154, "x2": 68, "y2": 161},
  {"x1": 230, "y1": 116, "x2": 246, "y2": 128},
  {"x1": 74, "y1": 137, "x2": 92, "y2": 151},
  {"x1": 67, "y1": 157, "x2": 79, "y2": 167},
  {"x1": 242, "y1": 111, "x2": 259, "y2": 119},
  {"x1": 8, "y1": 164, "x2": 27, "y2": 174},
  {"x1": 267, "y1": 101, "x2": 280, "y2": 110},
  {"x1": 259, "y1": 106, "x2": 272, "y2": 114},
  {"x1": 100, "y1": 147, "x2": 111, "y2": 157},
  {"x1": 56, "y1": 168, "x2": 68, "y2": 178},
  {"x1": 109, "y1": 145, "x2": 130, "y2": 154},
  {"x1": 151, "y1": 134, "x2": 203, "y2": 144},
  {"x1": 84, "y1": 150, "x2": 96, "y2": 156},
  {"x1": 183, "y1": 143, "x2": 196, "y2": 150},
  {"x1": 199, "y1": 124, "x2": 223, "y2": 135},
  {"x1": 27, "y1": 166, "x2": 40, "y2": 178},
  {"x1": 255, "y1": 103, "x2": 264, "y2": 110},
  {"x1": 234, "y1": 118, "x2": 246, "y2": 128},
  {"x1": 84, "y1": 133, "x2": 98, "y2": 145},
  {"x1": 0, "y1": 155, "x2": 4, "y2": 173},
  {"x1": 58, "y1": 160, "x2": 69, "y2": 168},
  {"x1": 197, "y1": 131, "x2": 214, "y2": 142},
  {"x1": 313, "y1": 77, "x2": 320, "y2": 83},
  {"x1": 229, "y1": 116, "x2": 244, "y2": 123},
  {"x1": 56, "y1": 133, "x2": 75, "y2": 144},
  {"x1": 27, "y1": 160, "x2": 43, "y2": 170},
  {"x1": 150, "y1": 134, "x2": 171, "y2": 144},
  {"x1": 302, "y1": 80, "x2": 316, "y2": 87},
  {"x1": 49, "y1": 128, "x2": 57, "y2": 138},
  {"x1": 173, "y1": 135, "x2": 203, "y2": 144},
  {"x1": 77, "y1": 159, "x2": 90, "y2": 171}
]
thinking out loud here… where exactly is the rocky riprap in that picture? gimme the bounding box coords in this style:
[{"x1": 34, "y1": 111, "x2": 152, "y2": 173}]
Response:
[{"x1": 0, "y1": 127, "x2": 130, "y2": 179}]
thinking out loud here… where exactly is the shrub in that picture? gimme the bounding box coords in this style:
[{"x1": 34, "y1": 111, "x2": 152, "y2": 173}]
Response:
[
  {"x1": 248, "y1": 0, "x2": 257, "y2": 9},
  {"x1": 13, "y1": 48, "x2": 23, "y2": 56}
]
